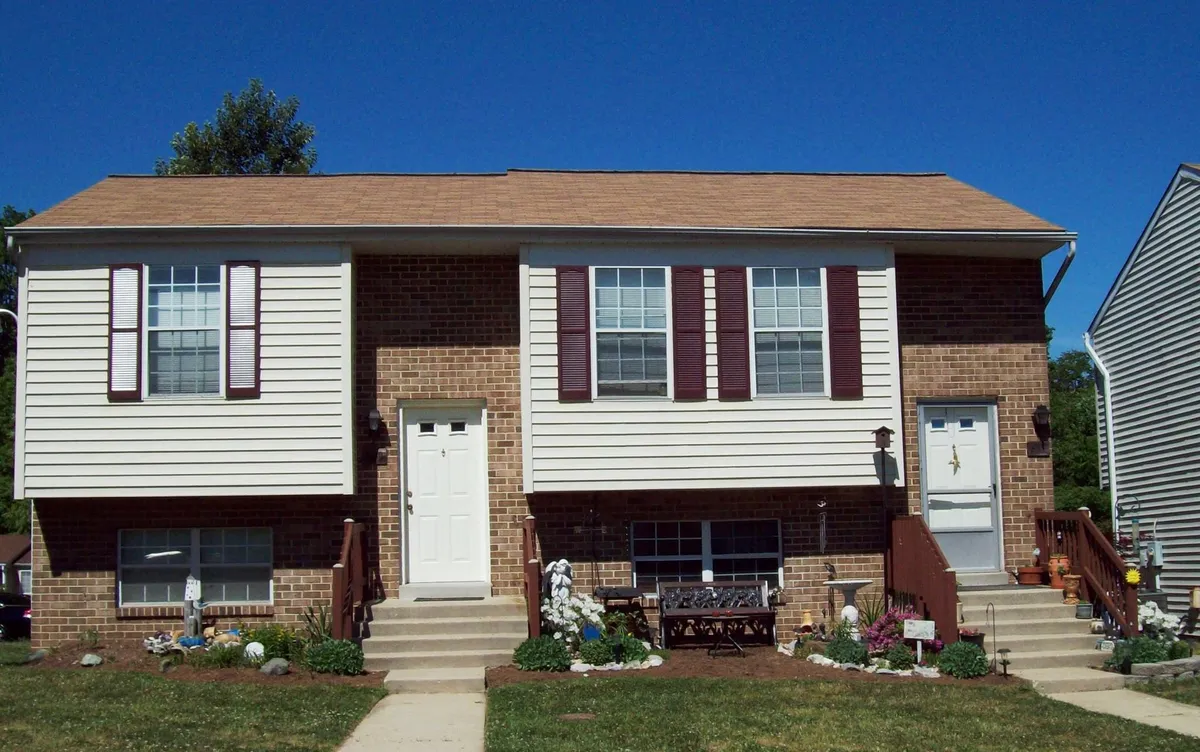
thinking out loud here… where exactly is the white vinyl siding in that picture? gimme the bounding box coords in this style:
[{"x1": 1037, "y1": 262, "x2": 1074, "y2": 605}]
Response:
[
  {"x1": 1090, "y1": 171, "x2": 1200, "y2": 617},
  {"x1": 523, "y1": 245, "x2": 903, "y2": 492},
  {"x1": 17, "y1": 244, "x2": 353, "y2": 497}
]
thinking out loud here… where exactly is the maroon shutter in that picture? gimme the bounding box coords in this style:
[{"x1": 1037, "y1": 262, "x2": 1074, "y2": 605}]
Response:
[
  {"x1": 557, "y1": 266, "x2": 591, "y2": 401},
  {"x1": 826, "y1": 265, "x2": 863, "y2": 400},
  {"x1": 226, "y1": 261, "x2": 261, "y2": 399},
  {"x1": 715, "y1": 266, "x2": 751, "y2": 400},
  {"x1": 671, "y1": 266, "x2": 706, "y2": 400},
  {"x1": 108, "y1": 263, "x2": 142, "y2": 402}
]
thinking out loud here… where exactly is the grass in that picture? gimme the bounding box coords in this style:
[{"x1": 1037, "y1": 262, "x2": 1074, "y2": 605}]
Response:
[
  {"x1": 0, "y1": 660, "x2": 385, "y2": 752},
  {"x1": 487, "y1": 677, "x2": 1194, "y2": 752},
  {"x1": 1133, "y1": 676, "x2": 1200, "y2": 707},
  {"x1": 0, "y1": 639, "x2": 33, "y2": 665}
]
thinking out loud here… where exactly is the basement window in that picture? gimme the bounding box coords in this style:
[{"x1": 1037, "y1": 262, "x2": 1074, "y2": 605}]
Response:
[
  {"x1": 118, "y1": 528, "x2": 272, "y2": 606},
  {"x1": 631, "y1": 520, "x2": 782, "y2": 594}
]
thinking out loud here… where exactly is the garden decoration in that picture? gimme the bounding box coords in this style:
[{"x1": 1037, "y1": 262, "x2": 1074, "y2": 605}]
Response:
[
  {"x1": 1047, "y1": 553, "x2": 1069, "y2": 590},
  {"x1": 1016, "y1": 547, "x2": 1044, "y2": 585},
  {"x1": 541, "y1": 558, "x2": 605, "y2": 649},
  {"x1": 1062, "y1": 574, "x2": 1082, "y2": 605}
]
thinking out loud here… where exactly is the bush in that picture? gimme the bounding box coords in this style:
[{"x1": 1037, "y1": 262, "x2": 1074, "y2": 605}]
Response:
[
  {"x1": 513, "y1": 635, "x2": 571, "y2": 672},
  {"x1": 884, "y1": 643, "x2": 915, "y2": 671},
  {"x1": 618, "y1": 634, "x2": 649, "y2": 664},
  {"x1": 1107, "y1": 636, "x2": 1171, "y2": 669},
  {"x1": 939, "y1": 641, "x2": 989, "y2": 678},
  {"x1": 303, "y1": 639, "x2": 364, "y2": 675},
  {"x1": 1169, "y1": 640, "x2": 1194, "y2": 661},
  {"x1": 187, "y1": 643, "x2": 247, "y2": 669},
  {"x1": 242, "y1": 624, "x2": 306, "y2": 662},
  {"x1": 824, "y1": 636, "x2": 868, "y2": 665},
  {"x1": 579, "y1": 638, "x2": 614, "y2": 666}
]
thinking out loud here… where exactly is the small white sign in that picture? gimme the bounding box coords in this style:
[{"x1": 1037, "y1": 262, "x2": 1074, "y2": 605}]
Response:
[
  {"x1": 903, "y1": 619, "x2": 936, "y2": 641},
  {"x1": 183, "y1": 575, "x2": 201, "y2": 602}
]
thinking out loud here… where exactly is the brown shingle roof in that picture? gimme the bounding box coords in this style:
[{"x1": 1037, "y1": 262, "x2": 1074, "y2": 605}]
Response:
[
  {"x1": 0, "y1": 535, "x2": 29, "y2": 566},
  {"x1": 16, "y1": 170, "x2": 1063, "y2": 233}
]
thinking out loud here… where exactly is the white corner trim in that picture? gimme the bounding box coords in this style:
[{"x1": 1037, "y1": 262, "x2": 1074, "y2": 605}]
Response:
[
  {"x1": 519, "y1": 246, "x2": 534, "y2": 494},
  {"x1": 14, "y1": 258, "x2": 27, "y2": 499},
  {"x1": 340, "y1": 245, "x2": 355, "y2": 494},
  {"x1": 884, "y1": 252, "x2": 905, "y2": 485},
  {"x1": 1083, "y1": 332, "x2": 1118, "y2": 530}
]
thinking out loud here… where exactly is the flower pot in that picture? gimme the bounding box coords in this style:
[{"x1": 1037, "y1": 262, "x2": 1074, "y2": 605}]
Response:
[
  {"x1": 1062, "y1": 574, "x2": 1082, "y2": 605},
  {"x1": 1016, "y1": 566, "x2": 1044, "y2": 586},
  {"x1": 1048, "y1": 555, "x2": 1070, "y2": 590},
  {"x1": 961, "y1": 632, "x2": 986, "y2": 650}
]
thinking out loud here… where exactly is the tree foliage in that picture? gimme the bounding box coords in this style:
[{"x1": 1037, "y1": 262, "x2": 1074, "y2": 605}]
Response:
[
  {"x1": 155, "y1": 79, "x2": 317, "y2": 175},
  {"x1": 1, "y1": 206, "x2": 35, "y2": 534},
  {"x1": 1047, "y1": 330, "x2": 1109, "y2": 530}
]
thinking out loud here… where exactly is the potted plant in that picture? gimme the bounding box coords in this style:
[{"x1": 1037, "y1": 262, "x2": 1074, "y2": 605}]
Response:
[
  {"x1": 1049, "y1": 554, "x2": 1070, "y2": 590},
  {"x1": 1062, "y1": 574, "x2": 1083, "y2": 604},
  {"x1": 1016, "y1": 547, "x2": 1045, "y2": 586},
  {"x1": 958, "y1": 628, "x2": 986, "y2": 650}
]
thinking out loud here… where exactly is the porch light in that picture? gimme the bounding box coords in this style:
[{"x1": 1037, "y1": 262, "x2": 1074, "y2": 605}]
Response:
[
  {"x1": 873, "y1": 426, "x2": 894, "y2": 450},
  {"x1": 1028, "y1": 405, "x2": 1052, "y2": 458},
  {"x1": 367, "y1": 408, "x2": 382, "y2": 436},
  {"x1": 1191, "y1": 586, "x2": 1200, "y2": 610}
]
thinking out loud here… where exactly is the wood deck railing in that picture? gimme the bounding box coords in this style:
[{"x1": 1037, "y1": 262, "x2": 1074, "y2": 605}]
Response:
[
  {"x1": 332, "y1": 518, "x2": 368, "y2": 641},
  {"x1": 1035, "y1": 510, "x2": 1138, "y2": 637},
  {"x1": 523, "y1": 515, "x2": 542, "y2": 638},
  {"x1": 886, "y1": 513, "x2": 959, "y2": 644}
]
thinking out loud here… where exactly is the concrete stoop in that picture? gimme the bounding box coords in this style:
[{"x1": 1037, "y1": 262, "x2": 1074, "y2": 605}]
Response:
[
  {"x1": 958, "y1": 586, "x2": 1116, "y2": 693},
  {"x1": 362, "y1": 596, "x2": 526, "y2": 693}
]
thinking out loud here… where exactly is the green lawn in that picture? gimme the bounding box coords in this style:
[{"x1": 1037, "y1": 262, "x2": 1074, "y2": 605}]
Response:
[
  {"x1": 1133, "y1": 676, "x2": 1200, "y2": 707},
  {"x1": 0, "y1": 657, "x2": 385, "y2": 752},
  {"x1": 487, "y1": 677, "x2": 1195, "y2": 752}
]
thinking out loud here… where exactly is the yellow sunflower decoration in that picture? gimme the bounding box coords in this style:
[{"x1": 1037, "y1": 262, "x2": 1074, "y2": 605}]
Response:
[{"x1": 1125, "y1": 568, "x2": 1141, "y2": 585}]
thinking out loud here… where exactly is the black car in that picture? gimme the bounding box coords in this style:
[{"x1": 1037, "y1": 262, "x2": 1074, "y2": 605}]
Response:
[{"x1": 0, "y1": 592, "x2": 31, "y2": 640}]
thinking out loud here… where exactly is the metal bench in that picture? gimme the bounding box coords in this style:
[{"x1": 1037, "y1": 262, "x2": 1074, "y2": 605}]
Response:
[{"x1": 657, "y1": 580, "x2": 776, "y2": 654}]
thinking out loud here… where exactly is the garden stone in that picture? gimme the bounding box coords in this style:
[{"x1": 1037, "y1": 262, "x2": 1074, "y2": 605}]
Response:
[
  {"x1": 913, "y1": 666, "x2": 939, "y2": 678},
  {"x1": 841, "y1": 663, "x2": 861, "y2": 671},
  {"x1": 1177, "y1": 671, "x2": 1195, "y2": 681},
  {"x1": 648, "y1": 655, "x2": 664, "y2": 667},
  {"x1": 80, "y1": 653, "x2": 102, "y2": 667},
  {"x1": 22, "y1": 649, "x2": 47, "y2": 665},
  {"x1": 259, "y1": 658, "x2": 290, "y2": 676},
  {"x1": 1132, "y1": 662, "x2": 1171, "y2": 676},
  {"x1": 1124, "y1": 676, "x2": 1151, "y2": 685},
  {"x1": 807, "y1": 653, "x2": 836, "y2": 667},
  {"x1": 877, "y1": 668, "x2": 897, "y2": 675},
  {"x1": 1179, "y1": 657, "x2": 1200, "y2": 672},
  {"x1": 1150, "y1": 674, "x2": 1175, "y2": 684},
  {"x1": 897, "y1": 670, "x2": 913, "y2": 677},
  {"x1": 570, "y1": 662, "x2": 591, "y2": 673},
  {"x1": 863, "y1": 665, "x2": 877, "y2": 673}
]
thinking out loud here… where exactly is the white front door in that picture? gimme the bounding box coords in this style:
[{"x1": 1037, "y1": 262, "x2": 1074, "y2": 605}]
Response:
[
  {"x1": 920, "y1": 404, "x2": 1001, "y2": 572},
  {"x1": 404, "y1": 409, "x2": 488, "y2": 584}
]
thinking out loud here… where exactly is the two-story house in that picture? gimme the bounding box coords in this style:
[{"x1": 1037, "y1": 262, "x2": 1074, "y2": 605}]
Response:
[{"x1": 8, "y1": 170, "x2": 1070, "y2": 656}]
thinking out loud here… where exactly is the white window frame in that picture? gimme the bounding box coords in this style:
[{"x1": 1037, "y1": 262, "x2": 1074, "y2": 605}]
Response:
[
  {"x1": 143, "y1": 263, "x2": 226, "y2": 400},
  {"x1": 748, "y1": 266, "x2": 831, "y2": 399},
  {"x1": 117, "y1": 527, "x2": 273, "y2": 607},
  {"x1": 631, "y1": 519, "x2": 783, "y2": 595},
  {"x1": 590, "y1": 265, "x2": 673, "y2": 400}
]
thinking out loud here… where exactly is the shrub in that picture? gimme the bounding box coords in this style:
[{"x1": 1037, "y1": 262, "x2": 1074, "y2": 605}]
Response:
[
  {"x1": 303, "y1": 639, "x2": 364, "y2": 675},
  {"x1": 1169, "y1": 640, "x2": 1194, "y2": 661},
  {"x1": 243, "y1": 624, "x2": 306, "y2": 662},
  {"x1": 884, "y1": 643, "x2": 915, "y2": 671},
  {"x1": 513, "y1": 635, "x2": 571, "y2": 672},
  {"x1": 579, "y1": 638, "x2": 614, "y2": 666},
  {"x1": 187, "y1": 643, "x2": 248, "y2": 669},
  {"x1": 939, "y1": 641, "x2": 989, "y2": 678},
  {"x1": 794, "y1": 639, "x2": 825, "y2": 660},
  {"x1": 301, "y1": 605, "x2": 334, "y2": 645},
  {"x1": 824, "y1": 636, "x2": 868, "y2": 666},
  {"x1": 1107, "y1": 636, "x2": 1170, "y2": 667},
  {"x1": 618, "y1": 634, "x2": 649, "y2": 664}
]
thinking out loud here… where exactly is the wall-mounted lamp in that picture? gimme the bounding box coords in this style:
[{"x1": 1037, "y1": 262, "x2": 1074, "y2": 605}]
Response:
[
  {"x1": 367, "y1": 408, "x2": 382, "y2": 436},
  {"x1": 1027, "y1": 404, "x2": 1052, "y2": 457},
  {"x1": 364, "y1": 408, "x2": 387, "y2": 466}
]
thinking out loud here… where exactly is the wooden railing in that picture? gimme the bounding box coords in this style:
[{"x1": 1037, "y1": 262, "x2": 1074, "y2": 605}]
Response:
[
  {"x1": 886, "y1": 513, "x2": 959, "y2": 644},
  {"x1": 332, "y1": 518, "x2": 368, "y2": 641},
  {"x1": 523, "y1": 515, "x2": 542, "y2": 638},
  {"x1": 1035, "y1": 510, "x2": 1138, "y2": 637}
]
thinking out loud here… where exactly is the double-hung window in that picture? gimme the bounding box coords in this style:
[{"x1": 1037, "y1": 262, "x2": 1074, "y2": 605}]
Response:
[
  {"x1": 751, "y1": 267, "x2": 825, "y2": 395},
  {"x1": 147, "y1": 265, "x2": 222, "y2": 396},
  {"x1": 631, "y1": 520, "x2": 782, "y2": 592},
  {"x1": 118, "y1": 527, "x2": 272, "y2": 606},
  {"x1": 594, "y1": 267, "x2": 669, "y2": 397}
]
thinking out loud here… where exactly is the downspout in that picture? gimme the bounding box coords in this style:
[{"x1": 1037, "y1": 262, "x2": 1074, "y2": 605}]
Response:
[
  {"x1": 1043, "y1": 240, "x2": 1076, "y2": 306},
  {"x1": 1083, "y1": 332, "x2": 1118, "y2": 532}
]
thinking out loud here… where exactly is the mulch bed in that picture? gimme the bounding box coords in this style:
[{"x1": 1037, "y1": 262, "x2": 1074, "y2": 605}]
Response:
[
  {"x1": 486, "y1": 646, "x2": 1017, "y2": 688},
  {"x1": 20, "y1": 641, "x2": 382, "y2": 687}
]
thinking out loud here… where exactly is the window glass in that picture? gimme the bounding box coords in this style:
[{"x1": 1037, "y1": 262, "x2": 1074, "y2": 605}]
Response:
[
  {"x1": 147, "y1": 264, "x2": 221, "y2": 396},
  {"x1": 595, "y1": 268, "x2": 668, "y2": 397},
  {"x1": 632, "y1": 520, "x2": 781, "y2": 591},
  {"x1": 751, "y1": 268, "x2": 824, "y2": 395},
  {"x1": 118, "y1": 527, "x2": 271, "y2": 606}
]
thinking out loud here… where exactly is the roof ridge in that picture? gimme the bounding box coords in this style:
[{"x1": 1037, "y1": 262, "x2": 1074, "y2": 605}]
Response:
[
  {"x1": 106, "y1": 172, "x2": 508, "y2": 178},
  {"x1": 506, "y1": 168, "x2": 947, "y2": 176}
]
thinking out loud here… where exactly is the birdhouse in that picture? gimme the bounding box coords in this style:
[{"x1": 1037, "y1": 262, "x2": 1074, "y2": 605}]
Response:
[{"x1": 873, "y1": 426, "x2": 894, "y2": 450}]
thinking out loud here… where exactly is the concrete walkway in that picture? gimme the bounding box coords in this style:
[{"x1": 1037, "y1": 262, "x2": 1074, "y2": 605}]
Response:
[
  {"x1": 1048, "y1": 689, "x2": 1200, "y2": 738},
  {"x1": 339, "y1": 693, "x2": 485, "y2": 751}
]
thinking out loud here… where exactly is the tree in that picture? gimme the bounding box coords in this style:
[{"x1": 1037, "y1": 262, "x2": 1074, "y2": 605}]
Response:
[
  {"x1": 0, "y1": 206, "x2": 35, "y2": 534},
  {"x1": 1047, "y1": 332, "x2": 1109, "y2": 531},
  {"x1": 155, "y1": 79, "x2": 317, "y2": 175}
]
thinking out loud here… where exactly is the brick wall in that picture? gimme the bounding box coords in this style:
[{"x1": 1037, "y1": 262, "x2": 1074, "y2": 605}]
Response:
[
  {"x1": 895, "y1": 254, "x2": 1053, "y2": 571},
  {"x1": 354, "y1": 254, "x2": 528, "y2": 596}
]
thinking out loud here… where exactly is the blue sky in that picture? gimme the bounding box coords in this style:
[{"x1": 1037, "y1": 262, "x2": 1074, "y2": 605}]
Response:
[{"x1": 1, "y1": 2, "x2": 1196, "y2": 353}]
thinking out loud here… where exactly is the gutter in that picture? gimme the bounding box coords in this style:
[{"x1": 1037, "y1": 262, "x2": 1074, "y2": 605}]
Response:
[
  {"x1": 1043, "y1": 240, "x2": 1076, "y2": 306},
  {"x1": 1083, "y1": 332, "x2": 1119, "y2": 532}
]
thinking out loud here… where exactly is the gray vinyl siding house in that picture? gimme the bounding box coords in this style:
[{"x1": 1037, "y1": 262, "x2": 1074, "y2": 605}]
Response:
[{"x1": 1087, "y1": 163, "x2": 1200, "y2": 616}]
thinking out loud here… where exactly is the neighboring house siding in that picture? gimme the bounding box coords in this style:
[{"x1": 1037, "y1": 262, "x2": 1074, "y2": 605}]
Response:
[
  {"x1": 523, "y1": 245, "x2": 903, "y2": 492},
  {"x1": 1091, "y1": 173, "x2": 1200, "y2": 615},
  {"x1": 18, "y1": 245, "x2": 354, "y2": 497}
]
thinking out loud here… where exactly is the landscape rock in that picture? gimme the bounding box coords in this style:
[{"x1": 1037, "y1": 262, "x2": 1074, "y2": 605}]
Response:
[
  {"x1": 648, "y1": 654, "x2": 664, "y2": 667},
  {"x1": 259, "y1": 658, "x2": 290, "y2": 676},
  {"x1": 841, "y1": 663, "x2": 861, "y2": 671},
  {"x1": 913, "y1": 666, "x2": 939, "y2": 678},
  {"x1": 569, "y1": 662, "x2": 591, "y2": 673},
  {"x1": 23, "y1": 649, "x2": 47, "y2": 665},
  {"x1": 806, "y1": 653, "x2": 836, "y2": 667},
  {"x1": 897, "y1": 670, "x2": 913, "y2": 677},
  {"x1": 1124, "y1": 676, "x2": 1151, "y2": 685},
  {"x1": 1132, "y1": 662, "x2": 1171, "y2": 676},
  {"x1": 80, "y1": 653, "x2": 103, "y2": 667},
  {"x1": 1150, "y1": 674, "x2": 1175, "y2": 684},
  {"x1": 876, "y1": 668, "x2": 897, "y2": 675},
  {"x1": 1178, "y1": 671, "x2": 1195, "y2": 681}
]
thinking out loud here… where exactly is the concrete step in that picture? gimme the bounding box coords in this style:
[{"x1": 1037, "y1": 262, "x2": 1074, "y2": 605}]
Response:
[
  {"x1": 384, "y1": 666, "x2": 486, "y2": 693},
  {"x1": 961, "y1": 602, "x2": 1079, "y2": 622},
  {"x1": 370, "y1": 597, "x2": 525, "y2": 621},
  {"x1": 365, "y1": 649, "x2": 514, "y2": 671},
  {"x1": 956, "y1": 572, "x2": 1011, "y2": 587},
  {"x1": 362, "y1": 632, "x2": 526, "y2": 655},
  {"x1": 960, "y1": 617, "x2": 1095, "y2": 636},
  {"x1": 958, "y1": 587, "x2": 1066, "y2": 608},
  {"x1": 1001, "y1": 648, "x2": 1107, "y2": 670},
  {"x1": 1014, "y1": 666, "x2": 1125, "y2": 693},
  {"x1": 366, "y1": 615, "x2": 528, "y2": 637},
  {"x1": 983, "y1": 632, "x2": 1100, "y2": 654}
]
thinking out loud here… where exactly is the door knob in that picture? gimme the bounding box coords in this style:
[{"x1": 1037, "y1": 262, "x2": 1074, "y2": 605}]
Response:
[{"x1": 407, "y1": 503, "x2": 414, "y2": 514}]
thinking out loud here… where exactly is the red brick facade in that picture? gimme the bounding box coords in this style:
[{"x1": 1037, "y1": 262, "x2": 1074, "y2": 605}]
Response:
[{"x1": 28, "y1": 251, "x2": 1051, "y2": 647}]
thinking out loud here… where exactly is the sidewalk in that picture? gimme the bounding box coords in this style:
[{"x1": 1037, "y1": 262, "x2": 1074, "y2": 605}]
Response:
[
  {"x1": 1048, "y1": 688, "x2": 1200, "y2": 738},
  {"x1": 339, "y1": 693, "x2": 485, "y2": 751}
]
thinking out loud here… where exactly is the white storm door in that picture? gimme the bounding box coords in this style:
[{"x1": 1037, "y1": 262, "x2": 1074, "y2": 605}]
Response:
[
  {"x1": 405, "y1": 410, "x2": 487, "y2": 584},
  {"x1": 921, "y1": 404, "x2": 1000, "y2": 571}
]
